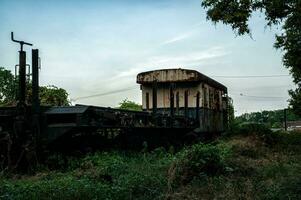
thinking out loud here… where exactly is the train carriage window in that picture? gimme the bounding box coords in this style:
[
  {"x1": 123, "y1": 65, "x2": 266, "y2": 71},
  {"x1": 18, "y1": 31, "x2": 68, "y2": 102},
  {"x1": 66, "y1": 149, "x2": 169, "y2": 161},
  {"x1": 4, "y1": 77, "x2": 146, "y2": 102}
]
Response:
[
  {"x1": 196, "y1": 91, "x2": 200, "y2": 108},
  {"x1": 146, "y1": 92, "x2": 149, "y2": 110},
  {"x1": 184, "y1": 90, "x2": 188, "y2": 108}
]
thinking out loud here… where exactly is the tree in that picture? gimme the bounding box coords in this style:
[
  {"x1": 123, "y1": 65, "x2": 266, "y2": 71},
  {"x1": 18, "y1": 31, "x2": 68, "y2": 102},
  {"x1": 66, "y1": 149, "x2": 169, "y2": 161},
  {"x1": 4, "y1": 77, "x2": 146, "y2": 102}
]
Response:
[
  {"x1": 0, "y1": 67, "x2": 15, "y2": 106},
  {"x1": 27, "y1": 85, "x2": 70, "y2": 106},
  {"x1": 201, "y1": 0, "x2": 301, "y2": 115},
  {"x1": 228, "y1": 97, "x2": 235, "y2": 125},
  {"x1": 118, "y1": 99, "x2": 142, "y2": 111},
  {"x1": 0, "y1": 67, "x2": 70, "y2": 106}
]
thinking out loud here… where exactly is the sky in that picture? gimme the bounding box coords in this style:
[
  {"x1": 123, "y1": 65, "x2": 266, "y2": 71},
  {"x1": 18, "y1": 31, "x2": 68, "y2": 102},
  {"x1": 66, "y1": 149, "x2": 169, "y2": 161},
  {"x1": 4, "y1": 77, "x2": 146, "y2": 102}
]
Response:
[{"x1": 0, "y1": 0, "x2": 294, "y2": 115}]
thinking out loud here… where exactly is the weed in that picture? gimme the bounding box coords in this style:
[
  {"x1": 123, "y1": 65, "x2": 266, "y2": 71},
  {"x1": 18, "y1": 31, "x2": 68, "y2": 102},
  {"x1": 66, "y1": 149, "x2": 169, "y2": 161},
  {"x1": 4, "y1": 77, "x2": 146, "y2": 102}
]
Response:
[{"x1": 168, "y1": 143, "x2": 231, "y2": 187}]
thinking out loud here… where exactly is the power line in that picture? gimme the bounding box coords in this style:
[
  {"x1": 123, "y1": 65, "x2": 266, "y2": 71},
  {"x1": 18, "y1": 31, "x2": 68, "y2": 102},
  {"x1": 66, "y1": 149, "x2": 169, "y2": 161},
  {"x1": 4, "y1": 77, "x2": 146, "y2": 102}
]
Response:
[
  {"x1": 72, "y1": 86, "x2": 137, "y2": 101},
  {"x1": 71, "y1": 74, "x2": 291, "y2": 101},
  {"x1": 211, "y1": 74, "x2": 289, "y2": 78},
  {"x1": 231, "y1": 93, "x2": 287, "y2": 99}
]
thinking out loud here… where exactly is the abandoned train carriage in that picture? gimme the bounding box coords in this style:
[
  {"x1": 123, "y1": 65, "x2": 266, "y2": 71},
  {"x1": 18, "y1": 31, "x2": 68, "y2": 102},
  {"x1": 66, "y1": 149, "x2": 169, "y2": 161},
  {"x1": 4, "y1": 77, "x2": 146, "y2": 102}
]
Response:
[
  {"x1": 137, "y1": 69, "x2": 228, "y2": 133},
  {"x1": 0, "y1": 35, "x2": 229, "y2": 169}
]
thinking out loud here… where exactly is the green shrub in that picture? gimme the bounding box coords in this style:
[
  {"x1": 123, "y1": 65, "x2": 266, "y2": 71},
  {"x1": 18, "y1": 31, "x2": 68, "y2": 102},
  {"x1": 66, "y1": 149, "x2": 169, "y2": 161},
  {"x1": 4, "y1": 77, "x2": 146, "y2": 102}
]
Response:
[
  {"x1": 0, "y1": 151, "x2": 173, "y2": 200},
  {"x1": 168, "y1": 143, "x2": 231, "y2": 186},
  {"x1": 263, "y1": 130, "x2": 301, "y2": 149},
  {"x1": 237, "y1": 123, "x2": 272, "y2": 136},
  {"x1": 258, "y1": 162, "x2": 301, "y2": 200},
  {"x1": 224, "y1": 122, "x2": 272, "y2": 138}
]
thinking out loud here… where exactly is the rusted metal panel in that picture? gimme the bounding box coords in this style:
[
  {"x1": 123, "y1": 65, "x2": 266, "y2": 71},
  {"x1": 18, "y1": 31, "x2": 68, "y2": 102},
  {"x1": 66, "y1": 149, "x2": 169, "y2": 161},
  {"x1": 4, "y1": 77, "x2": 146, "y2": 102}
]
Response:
[
  {"x1": 137, "y1": 68, "x2": 198, "y2": 83},
  {"x1": 137, "y1": 68, "x2": 227, "y2": 92}
]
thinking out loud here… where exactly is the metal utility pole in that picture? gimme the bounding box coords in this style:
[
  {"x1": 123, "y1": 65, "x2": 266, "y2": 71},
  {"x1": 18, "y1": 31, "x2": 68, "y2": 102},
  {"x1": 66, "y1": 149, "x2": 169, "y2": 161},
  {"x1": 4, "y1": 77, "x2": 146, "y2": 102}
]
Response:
[
  {"x1": 11, "y1": 32, "x2": 33, "y2": 107},
  {"x1": 32, "y1": 49, "x2": 40, "y2": 144},
  {"x1": 284, "y1": 108, "x2": 287, "y2": 131}
]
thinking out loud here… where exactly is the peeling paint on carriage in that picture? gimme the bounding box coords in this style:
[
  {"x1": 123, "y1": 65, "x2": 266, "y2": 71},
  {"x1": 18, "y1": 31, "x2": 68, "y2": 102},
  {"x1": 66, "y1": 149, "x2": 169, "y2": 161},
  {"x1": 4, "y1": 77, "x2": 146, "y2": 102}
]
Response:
[
  {"x1": 137, "y1": 68, "x2": 227, "y2": 92},
  {"x1": 137, "y1": 69, "x2": 227, "y2": 110}
]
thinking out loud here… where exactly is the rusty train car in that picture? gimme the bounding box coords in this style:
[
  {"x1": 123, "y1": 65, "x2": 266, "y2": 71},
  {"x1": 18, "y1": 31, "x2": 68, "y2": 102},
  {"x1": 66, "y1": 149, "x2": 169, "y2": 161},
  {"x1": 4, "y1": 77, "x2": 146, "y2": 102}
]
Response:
[{"x1": 0, "y1": 34, "x2": 228, "y2": 169}]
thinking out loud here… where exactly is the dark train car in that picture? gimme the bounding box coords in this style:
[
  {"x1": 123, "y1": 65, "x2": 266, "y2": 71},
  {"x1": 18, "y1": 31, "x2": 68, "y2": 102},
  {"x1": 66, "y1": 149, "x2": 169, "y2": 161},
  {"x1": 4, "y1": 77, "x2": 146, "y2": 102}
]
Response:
[{"x1": 0, "y1": 33, "x2": 228, "y2": 169}]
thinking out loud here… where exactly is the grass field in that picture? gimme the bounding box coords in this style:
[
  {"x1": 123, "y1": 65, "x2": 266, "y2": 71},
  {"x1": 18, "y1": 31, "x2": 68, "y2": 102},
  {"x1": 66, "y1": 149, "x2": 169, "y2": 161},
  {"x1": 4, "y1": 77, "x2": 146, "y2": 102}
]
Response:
[{"x1": 1, "y1": 126, "x2": 300, "y2": 200}]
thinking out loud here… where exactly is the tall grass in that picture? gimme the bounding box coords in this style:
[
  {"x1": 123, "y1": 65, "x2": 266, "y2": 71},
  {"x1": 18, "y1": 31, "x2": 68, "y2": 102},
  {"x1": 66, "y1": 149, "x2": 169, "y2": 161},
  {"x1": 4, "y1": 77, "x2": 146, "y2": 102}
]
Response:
[{"x1": 1, "y1": 128, "x2": 300, "y2": 200}]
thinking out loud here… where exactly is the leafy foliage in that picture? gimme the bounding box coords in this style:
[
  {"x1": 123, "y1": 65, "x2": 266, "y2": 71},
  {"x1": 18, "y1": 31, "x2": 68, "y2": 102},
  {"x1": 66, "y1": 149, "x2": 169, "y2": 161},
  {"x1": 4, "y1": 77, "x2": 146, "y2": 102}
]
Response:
[
  {"x1": 235, "y1": 122, "x2": 272, "y2": 136},
  {"x1": 168, "y1": 143, "x2": 231, "y2": 186},
  {"x1": 27, "y1": 85, "x2": 70, "y2": 106},
  {"x1": 118, "y1": 99, "x2": 142, "y2": 111},
  {"x1": 0, "y1": 151, "x2": 173, "y2": 200},
  {"x1": 0, "y1": 67, "x2": 15, "y2": 106},
  {"x1": 227, "y1": 97, "x2": 235, "y2": 125},
  {"x1": 201, "y1": 0, "x2": 301, "y2": 115},
  {"x1": 288, "y1": 87, "x2": 301, "y2": 115},
  {"x1": 0, "y1": 67, "x2": 70, "y2": 106}
]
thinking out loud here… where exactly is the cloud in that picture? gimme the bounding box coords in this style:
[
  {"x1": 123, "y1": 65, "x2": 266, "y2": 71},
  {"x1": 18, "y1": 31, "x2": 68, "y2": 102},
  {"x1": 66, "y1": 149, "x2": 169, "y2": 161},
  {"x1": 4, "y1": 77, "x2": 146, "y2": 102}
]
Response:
[
  {"x1": 114, "y1": 46, "x2": 229, "y2": 79},
  {"x1": 159, "y1": 21, "x2": 206, "y2": 45},
  {"x1": 154, "y1": 46, "x2": 228, "y2": 64},
  {"x1": 160, "y1": 31, "x2": 196, "y2": 45}
]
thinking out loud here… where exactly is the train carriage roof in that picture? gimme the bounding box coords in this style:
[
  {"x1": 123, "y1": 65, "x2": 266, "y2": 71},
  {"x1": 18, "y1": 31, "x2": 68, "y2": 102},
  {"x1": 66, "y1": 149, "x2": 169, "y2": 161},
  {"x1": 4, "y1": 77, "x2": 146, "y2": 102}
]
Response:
[{"x1": 136, "y1": 68, "x2": 227, "y2": 92}]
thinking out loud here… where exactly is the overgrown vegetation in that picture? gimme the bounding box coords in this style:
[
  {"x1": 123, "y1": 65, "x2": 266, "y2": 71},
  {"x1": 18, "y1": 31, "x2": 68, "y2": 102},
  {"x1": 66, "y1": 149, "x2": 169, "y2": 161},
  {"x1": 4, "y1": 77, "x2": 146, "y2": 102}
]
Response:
[
  {"x1": 0, "y1": 151, "x2": 173, "y2": 200},
  {"x1": 1, "y1": 126, "x2": 300, "y2": 199}
]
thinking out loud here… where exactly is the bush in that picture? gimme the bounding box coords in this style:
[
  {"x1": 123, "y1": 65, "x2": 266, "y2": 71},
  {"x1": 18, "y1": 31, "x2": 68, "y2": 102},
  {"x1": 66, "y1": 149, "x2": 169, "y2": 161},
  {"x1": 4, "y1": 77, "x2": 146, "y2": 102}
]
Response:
[
  {"x1": 0, "y1": 151, "x2": 173, "y2": 200},
  {"x1": 224, "y1": 122, "x2": 272, "y2": 138},
  {"x1": 263, "y1": 130, "x2": 301, "y2": 149},
  {"x1": 168, "y1": 143, "x2": 231, "y2": 186},
  {"x1": 237, "y1": 123, "x2": 272, "y2": 136},
  {"x1": 258, "y1": 161, "x2": 301, "y2": 200}
]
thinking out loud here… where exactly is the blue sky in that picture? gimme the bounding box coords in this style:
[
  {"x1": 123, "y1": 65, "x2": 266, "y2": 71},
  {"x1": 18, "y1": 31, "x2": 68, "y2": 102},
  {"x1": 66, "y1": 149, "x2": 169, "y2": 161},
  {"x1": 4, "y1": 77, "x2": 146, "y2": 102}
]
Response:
[{"x1": 0, "y1": 0, "x2": 293, "y2": 115}]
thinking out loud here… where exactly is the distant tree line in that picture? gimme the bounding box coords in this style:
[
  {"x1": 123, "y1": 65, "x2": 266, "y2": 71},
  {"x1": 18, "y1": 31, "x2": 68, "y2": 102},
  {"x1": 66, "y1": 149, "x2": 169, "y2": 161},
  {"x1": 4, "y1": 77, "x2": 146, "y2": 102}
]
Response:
[{"x1": 235, "y1": 109, "x2": 301, "y2": 128}]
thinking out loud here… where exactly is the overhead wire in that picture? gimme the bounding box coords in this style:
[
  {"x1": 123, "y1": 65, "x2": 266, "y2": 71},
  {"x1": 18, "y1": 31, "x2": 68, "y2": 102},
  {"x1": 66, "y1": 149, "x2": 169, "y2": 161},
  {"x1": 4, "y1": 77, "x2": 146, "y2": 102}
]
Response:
[
  {"x1": 231, "y1": 93, "x2": 287, "y2": 99},
  {"x1": 71, "y1": 74, "x2": 291, "y2": 101},
  {"x1": 211, "y1": 74, "x2": 289, "y2": 78},
  {"x1": 72, "y1": 86, "x2": 137, "y2": 101}
]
